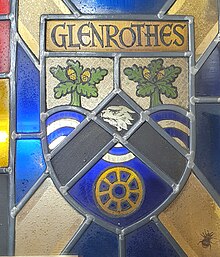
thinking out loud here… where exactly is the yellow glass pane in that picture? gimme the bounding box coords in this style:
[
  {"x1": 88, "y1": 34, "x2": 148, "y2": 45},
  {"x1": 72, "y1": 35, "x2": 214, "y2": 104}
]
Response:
[
  {"x1": 168, "y1": 0, "x2": 218, "y2": 60},
  {"x1": 15, "y1": 178, "x2": 84, "y2": 255},
  {"x1": 18, "y1": 0, "x2": 71, "y2": 58},
  {"x1": 0, "y1": 79, "x2": 9, "y2": 167},
  {"x1": 159, "y1": 173, "x2": 220, "y2": 257}
]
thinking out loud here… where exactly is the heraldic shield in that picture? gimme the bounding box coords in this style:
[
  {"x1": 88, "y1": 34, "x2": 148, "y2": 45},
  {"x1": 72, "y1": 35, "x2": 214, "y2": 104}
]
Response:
[{"x1": 41, "y1": 14, "x2": 193, "y2": 232}]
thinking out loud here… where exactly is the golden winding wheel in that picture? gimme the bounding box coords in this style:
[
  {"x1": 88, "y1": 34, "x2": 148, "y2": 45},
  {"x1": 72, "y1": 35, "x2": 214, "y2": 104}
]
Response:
[{"x1": 95, "y1": 167, "x2": 144, "y2": 216}]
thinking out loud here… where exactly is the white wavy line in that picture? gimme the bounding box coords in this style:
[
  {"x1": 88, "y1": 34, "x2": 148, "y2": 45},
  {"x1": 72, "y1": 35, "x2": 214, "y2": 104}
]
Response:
[
  {"x1": 102, "y1": 152, "x2": 135, "y2": 163},
  {"x1": 158, "y1": 120, "x2": 189, "y2": 135},
  {"x1": 49, "y1": 136, "x2": 67, "y2": 150},
  {"x1": 47, "y1": 119, "x2": 80, "y2": 135},
  {"x1": 114, "y1": 143, "x2": 123, "y2": 148}
]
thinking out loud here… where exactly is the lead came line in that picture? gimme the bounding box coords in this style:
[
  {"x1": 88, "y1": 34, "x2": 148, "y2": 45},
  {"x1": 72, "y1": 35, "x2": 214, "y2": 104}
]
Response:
[{"x1": 7, "y1": 0, "x2": 18, "y2": 255}]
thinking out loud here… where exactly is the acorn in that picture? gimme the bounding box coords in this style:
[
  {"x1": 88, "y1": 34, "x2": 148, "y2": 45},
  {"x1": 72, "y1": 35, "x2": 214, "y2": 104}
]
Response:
[
  {"x1": 157, "y1": 69, "x2": 165, "y2": 80},
  {"x1": 81, "y1": 69, "x2": 91, "y2": 83},
  {"x1": 143, "y1": 67, "x2": 151, "y2": 80},
  {"x1": 66, "y1": 67, "x2": 77, "y2": 81}
]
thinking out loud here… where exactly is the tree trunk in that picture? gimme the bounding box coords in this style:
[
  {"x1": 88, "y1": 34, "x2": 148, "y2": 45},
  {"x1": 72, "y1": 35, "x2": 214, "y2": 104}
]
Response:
[
  {"x1": 150, "y1": 89, "x2": 162, "y2": 107},
  {"x1": 70, "y1": 91, "x2": 81, "y2": 107}
]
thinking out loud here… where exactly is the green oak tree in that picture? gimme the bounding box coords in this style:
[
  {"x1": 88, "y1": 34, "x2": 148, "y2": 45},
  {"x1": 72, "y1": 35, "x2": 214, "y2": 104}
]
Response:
[
  {"x1": 124, "y1": 59, "x2": 182, "y2": 108},
  {"x1": 50, "y1": 60, "x2": 108, "y2": 107}
]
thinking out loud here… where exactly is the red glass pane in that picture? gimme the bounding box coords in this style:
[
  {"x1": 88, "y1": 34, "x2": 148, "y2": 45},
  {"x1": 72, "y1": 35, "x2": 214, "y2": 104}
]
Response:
[
  {"x1": 0, "y1": 0, "x2": 10, "y2": 14},
  {"x1": 0, "y1": 21, "x2": 10, "y2": 73}
]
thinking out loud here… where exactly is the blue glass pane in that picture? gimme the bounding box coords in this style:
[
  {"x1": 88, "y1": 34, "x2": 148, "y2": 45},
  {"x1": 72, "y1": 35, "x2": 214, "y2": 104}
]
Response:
[
  {"x1": 69, "y1": 147, "x2": 172, "y2": 227},
  {"x1": 16, "y1": 44, "x2": 40, "y2": 132},
  {"x1": 195, "y1": 103, "x2": 220, "y2": 194},
  {"x1": 71, "y1": 0, "x2": 167, "y2": 14},
  {"x1": 69, "y1": 222, "x2": 118, "y2": 257},
  {"x1": 15, "y1": 139, "x2": 46, "y2": 203},
  {"x1": 196, "y1": 43, "x2": 220, "y2": 96},
  {"x1": 126, "y1": 222, "x2": 179, "y2": 257}
]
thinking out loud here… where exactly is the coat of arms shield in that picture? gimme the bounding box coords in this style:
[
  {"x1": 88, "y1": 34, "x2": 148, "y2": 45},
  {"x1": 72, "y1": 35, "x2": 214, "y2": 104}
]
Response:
[{"x1": 41, "y1": 14, "x2": 193, "y2": 231}]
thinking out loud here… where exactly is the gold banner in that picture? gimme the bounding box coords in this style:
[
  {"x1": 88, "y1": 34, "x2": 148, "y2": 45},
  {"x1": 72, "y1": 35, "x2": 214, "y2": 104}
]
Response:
[{"x1": 46, "y1": 20, "x2": 189, "y2": 52}]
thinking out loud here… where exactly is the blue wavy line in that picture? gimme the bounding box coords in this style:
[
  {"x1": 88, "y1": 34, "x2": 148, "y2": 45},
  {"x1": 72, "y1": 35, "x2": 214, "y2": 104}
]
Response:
[
  {"x1": 164, "y1": 127, "x2": 189, "y2": 148},
  {"x1": 150, "y1": 110, "x2": 190, "y2": 127},
  {"x1": 47, "y1": 127, "x2": 74, "y2": 145},
  {"x1": 46, "y1": 111, "x2": 85, "y2": 126}
]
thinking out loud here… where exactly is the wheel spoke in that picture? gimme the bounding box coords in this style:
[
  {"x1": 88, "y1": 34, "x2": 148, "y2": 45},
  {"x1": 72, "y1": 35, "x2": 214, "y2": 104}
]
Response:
[
  {"x1": 116, "y1": 169, "x2": 121, "y2": 182},
  {"x1": 99, "y1": 191, "x2": 109, "y2": 196}
]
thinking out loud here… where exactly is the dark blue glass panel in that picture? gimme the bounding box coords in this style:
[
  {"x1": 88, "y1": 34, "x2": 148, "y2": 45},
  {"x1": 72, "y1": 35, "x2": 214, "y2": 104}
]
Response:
[
  {"x1": 195, "y1": 103, "x2": 220, "y2": 194},
  {"x1": 150, "y1": 110, "x2": 190, "y2": 127},
  {"x1": 69, "y1": 222, "x2": 118, "y2": 257},
  {"x1": 69, "y1": 148, "x2": 172, "y2": 227},
  {"x1": 71, "y1": 0, "x2": 167, "y2": 14},
  {"x1": 164, "y1": 128, "x2": 189, "y2": 147},
  {"x1": 126, "y1": 222, "x2": 179, "y2": 257},
  {"x1": 15, "y1": 139, "x2": 46, "y2": 203},
  {"x1": 16, "y1": 44, "x2": 40, "y2": 132},
  {"x1": 196, "y1": 43, "x2": 220, "y2": 96}
]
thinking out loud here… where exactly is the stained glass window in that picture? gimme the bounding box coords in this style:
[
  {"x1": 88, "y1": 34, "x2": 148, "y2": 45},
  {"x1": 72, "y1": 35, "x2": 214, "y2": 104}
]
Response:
[{"x1": 0, "y1": 1, "x2": 220, "y2": 257}]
